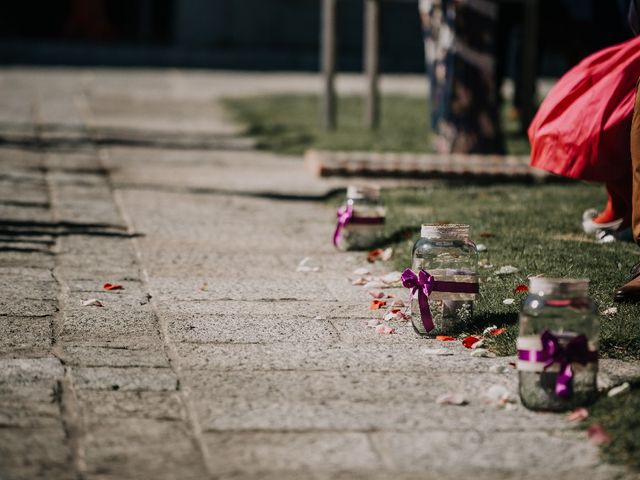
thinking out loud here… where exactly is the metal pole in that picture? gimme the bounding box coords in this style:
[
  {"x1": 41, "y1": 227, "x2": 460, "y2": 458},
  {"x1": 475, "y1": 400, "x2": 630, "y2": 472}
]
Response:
[
  {"x1": 364, "y1": 0, "x2": 380, "y2": 129},
  {"x1": 321, "y1": 0, "x2": 337, "y2": 130}
]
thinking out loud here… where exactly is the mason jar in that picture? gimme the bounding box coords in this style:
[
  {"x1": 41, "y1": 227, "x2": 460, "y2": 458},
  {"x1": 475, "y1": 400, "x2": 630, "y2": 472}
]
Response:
[
  {"x1": 518, "y1": 278, "x2": 599, "y2": 412},
  {"x1": 409, "y1": 224, "x2": 479, "y2": 335},
  {"x1": 333, "y1": 185, "x2": 385, "y2": 251}
]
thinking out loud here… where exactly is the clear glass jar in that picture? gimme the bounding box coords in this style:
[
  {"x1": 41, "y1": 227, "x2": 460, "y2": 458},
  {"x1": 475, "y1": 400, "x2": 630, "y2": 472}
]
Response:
[
  {"x1": 334, "y1": 185, "x2": 386, "y2": 251},
  {"x1": 518, "y1": 278, "x2": 599, "y2": 412},
  {"x1": 410, "y1": 224, "x2": 478, "y2": 335}
]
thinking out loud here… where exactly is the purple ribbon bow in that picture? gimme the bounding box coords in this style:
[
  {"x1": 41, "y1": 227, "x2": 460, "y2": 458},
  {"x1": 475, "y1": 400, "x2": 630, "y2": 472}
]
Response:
[
  {"x1": 333, "y1": 205, "x2": 353, "y2": 247},
  {"x1": 518, "y1": 331, "x2": 598, "y2": 398},
  {"x1": 401, "y1": 268, "x2": 479, "y2": 333},
  {"x1": 333, "y1": 205, "x2": 385, "y2": 247}
]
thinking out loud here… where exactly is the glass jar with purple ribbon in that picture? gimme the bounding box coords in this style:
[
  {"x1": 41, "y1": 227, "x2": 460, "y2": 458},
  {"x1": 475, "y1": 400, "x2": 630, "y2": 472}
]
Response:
[
  {"x1": 403, "y1": 224, "x2": 479, "y2": 335},
  {"x1": 333, "y1": 185, "x2": 385, "y2": 251},
  {"x1": 518, "y1": 278, "x2": 599, "y2": 411}
]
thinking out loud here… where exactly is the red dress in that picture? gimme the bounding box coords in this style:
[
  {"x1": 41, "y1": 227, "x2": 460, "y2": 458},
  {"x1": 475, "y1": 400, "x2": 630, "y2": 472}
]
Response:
[{"x1": 528, "y1": 35, "x2": 640, "y2": 183}]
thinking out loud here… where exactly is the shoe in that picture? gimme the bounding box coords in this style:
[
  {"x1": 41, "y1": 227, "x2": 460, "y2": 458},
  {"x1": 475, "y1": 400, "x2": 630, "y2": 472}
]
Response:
[
  {"x1": 614, "y1": 262, "x2": 640, "y2": 303},
  {"x1": 596, "y1": 227, "x2": 633, "y2": 244},
  {"x1": 582, "y1": 208, "x2": 625, "y2": 234}
]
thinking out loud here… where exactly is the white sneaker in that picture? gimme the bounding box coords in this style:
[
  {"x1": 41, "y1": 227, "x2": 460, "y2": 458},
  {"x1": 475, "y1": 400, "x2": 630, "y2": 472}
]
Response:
[{"x1": 582, "y1": 208, "x2": 625, "y2": 234}]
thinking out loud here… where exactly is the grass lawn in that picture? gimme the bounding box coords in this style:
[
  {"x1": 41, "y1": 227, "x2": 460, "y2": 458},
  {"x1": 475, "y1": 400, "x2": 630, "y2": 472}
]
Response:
[
  {"x1": 221, "y1": 94, "x2": 531, "y2": 155},
  {"x1": 376, "y1": 183, "x2": 640, "y2": 361},
  {"x1": 379, "y1": 183, "x2": 640, "y2": 471}
]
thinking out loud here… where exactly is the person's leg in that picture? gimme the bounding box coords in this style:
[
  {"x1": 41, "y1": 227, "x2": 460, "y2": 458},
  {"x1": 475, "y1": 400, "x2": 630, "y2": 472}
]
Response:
[{"x1": 614, "y1": 79, "x2": 640, "y2": 302}]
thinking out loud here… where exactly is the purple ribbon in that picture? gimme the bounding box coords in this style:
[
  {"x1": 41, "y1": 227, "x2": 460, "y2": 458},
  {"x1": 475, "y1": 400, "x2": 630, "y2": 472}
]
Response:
[
  {"x1": 333, "y1": 205, "x2": 385, "y2": 247},
  {"x1": 517, "y1": 330, "x2": 598, "y2": 398},
  {"x1": 401, "y1": 268, "x2": 479, "y2": 333}
]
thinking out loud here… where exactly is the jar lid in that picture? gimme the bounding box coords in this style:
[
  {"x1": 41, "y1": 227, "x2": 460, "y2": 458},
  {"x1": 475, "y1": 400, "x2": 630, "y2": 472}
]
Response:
[
  {"x1": 347, "y1": 184, "x2": 381, "y2": 200},
  {"x1": 421, "y1": 223, "x2": 470, "y2": 240},
  {"x1": 528, "y1": 277, "x2": 589, "y2": 297}
]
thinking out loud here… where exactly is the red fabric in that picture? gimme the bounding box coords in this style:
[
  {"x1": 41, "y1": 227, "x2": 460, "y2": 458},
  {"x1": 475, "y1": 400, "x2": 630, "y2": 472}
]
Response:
[{"x1": 528, "y1": 35, "x2": 640, "y2": 183}]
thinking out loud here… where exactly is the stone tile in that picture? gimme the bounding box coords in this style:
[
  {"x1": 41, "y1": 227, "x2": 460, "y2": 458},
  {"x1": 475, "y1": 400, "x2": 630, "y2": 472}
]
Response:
[
  {"x1": 83, "y1": 419, "x2": 209, "y2": 480},
  {"x1": 370, "y1": 430, "x2": 603, "y2": 474},
  {"x1": 77, "y1": 390, "x2": 185, "y2": 421},
  {"x1": 0, "y1": 426, "x2": 74, "y2": 480},
  {"x1": 0, "y1": 316, "x2": 52, "y2": 357},
  {"x1": 175, "y1": 341, "x2": 512, "y2": 373},
  {"x1": 185, "y1": 370, "x2": 570, "y2": 433},
  {"x1": 73, "y1": 367, "x2": 177, "y2": 392},
  {"x1": 0, "y1": 299, "x2": 57, "y2": 317},
  {"x1": 62, "y1": 345, "x2": 169, "y2": 368},
  {"x1": 202, "y1": 431, "x2": 379, "y2": 476},
  {"x1": 167, "y1": 312, "x2": 338, "y2": 345},
  {"x1": 60, "y1": 304, "x2": 161, "y2": 344}
]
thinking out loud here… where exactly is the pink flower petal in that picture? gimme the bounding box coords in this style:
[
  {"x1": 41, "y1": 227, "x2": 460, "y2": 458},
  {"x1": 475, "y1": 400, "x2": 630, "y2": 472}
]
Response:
[
  {"x1": 566, "y1": 408, "x2": 589, "y2": 422},
  {"x1": 368, "y1": 291, "x2": 385, "y2": 299},
  {"x1": 587, "y1": 423, "x2": 611, "y2": 445},
  {"x1": 375, "y1": 324, "x2": 396, "y2": 334}
]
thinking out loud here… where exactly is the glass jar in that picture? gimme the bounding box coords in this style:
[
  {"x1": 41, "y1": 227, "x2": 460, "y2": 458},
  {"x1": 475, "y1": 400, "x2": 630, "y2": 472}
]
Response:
[
  {"x1": 409, "y1": 224, "x2": 478, "y2": 335},
  {"x1": 334, "y1": 185, "x2": 385, "y2": 251},
  {"x1": 518, "y1": 278, "x2": 599, "y2": 412}
]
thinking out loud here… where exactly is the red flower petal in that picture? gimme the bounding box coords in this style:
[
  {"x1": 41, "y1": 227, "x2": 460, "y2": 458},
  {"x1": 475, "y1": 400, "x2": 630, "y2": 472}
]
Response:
[
  {"x1": 513, "y1": 284, "x2": 529, "y2": 294},
  {"x1": 367, "y1": 248, "x2": 384, "y2": 263},
  {"x1": 489, "y1": 328, "x2": 506, "y2": 336},
  {"x1": 436, "y1": 335, "x2": 456, "y2": 342},
  {"x1": 369, "y1": 299, "x2": 387, "y2": 310},
  {"x1": 103, "y1": 283, "x2": 123, "y2": 291},
  {"x1": 462, "y1": 335, "x2": 480, "y2": 348}
]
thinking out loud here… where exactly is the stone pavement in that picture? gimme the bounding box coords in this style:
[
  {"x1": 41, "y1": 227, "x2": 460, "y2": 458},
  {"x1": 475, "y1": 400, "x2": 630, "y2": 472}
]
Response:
[{"x1": 1, "y1": 68, "x2": 639, "y2": 480}]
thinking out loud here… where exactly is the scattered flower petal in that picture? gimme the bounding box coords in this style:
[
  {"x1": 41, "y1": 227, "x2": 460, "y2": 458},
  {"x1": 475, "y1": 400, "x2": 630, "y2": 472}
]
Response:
[
  {"x1": 482, "y1": 325, "x2": 498, "y2": 336},
  {"x1": 513, "y1": 284, "x2": 529, "y2": 294},
  {"x1": 370, "y1": 299, "x2": 387, "y2": 310},
  {"x1": 380, "y1": 271, "x2": 402, "y2": 285},
  {"x1": 484, "y1": 385, "x2": 516, "y2": 405},
  {"x1": 363, "y1": 280, "x2": 387, "y2": 289},
  {"x1": 587, "y1": 423, "x2": 611, "y2": 445},
  {"x1": 199, "y1": 282, "x2": 208, "y2": 291},
  {"x1": 423, "y1": 348, "x2": 454, "y2": 356},
  {"x1": 82, "y1": 299, "x2": 103, "y2": 307},
  {"x1": 103, "y1": 283, "x2": 123, "y2": 291},
  {"x1": 375, "y1": 324, "x2": 396, "y2": 334},
  {"x1": 476, "y1": 244, "x2": 487, "y2": 252},
  {"x1": 471, "y1": 348, "x2": 496, "y2": 358},
  {"x1": 502, "y1": 298, "x2": 515, "y2": 305},
  {"x1": 367, "y1": 319, "x2": 380, "y2": 327},
  {"x1": 602, "y1": 306, "x2": 618, "y2": 316},
  {"x1": 297, "y1": 257, "x2": 321, "y2": 272},
  {"x1": 462, "y1": 335, "x2": 481, "y2": 349},
  {"x1": 381, "y1": 247, "x2": 394, "y2": 261},
  {"x1": 436, "y1": 393, "x2": 468, "y2": 405},
  {"x1": 390, "y1": 299, "x2": 405, "y2": 308},
  {"x1": 368, "y1": 291, "x2": 385, "y2": 299},
  {"x1": 352, "y1": 277, "x2": 369, "y2": 286},
  {"x1": 436, "y1": 335, "x2": 456, "y2": 342},
  {"x1": 567, "y1": 408, "x2": 589, "y2": 422},
  {"x1": 496, "y1": 265, "x2": 519, "y2": 275},
  {"x1": 608, "y1": 382, "x2": 630, "y2": 397},
  {"x1": 489, "y1": 328, "x2": 506, "y2": 337},
  {"x1": 353, "y1": 267, "x2": 370, "y2": 276},
  {"x1": 386, "y1": 293, "x2": 395, "y2": 299},
  {"x1": 367, "y1": 249, "x2": 384, "y2": 263},
  {"x1": 471, "y1": 339, "x2": 485, "y2": 349}
]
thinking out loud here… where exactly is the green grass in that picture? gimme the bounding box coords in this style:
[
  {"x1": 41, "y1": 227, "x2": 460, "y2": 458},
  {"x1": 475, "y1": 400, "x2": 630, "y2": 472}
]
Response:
[
  {"x1": 587, "y1": 385, "x2": 640, "y2": 470},
  {"x1": 221, "y1": 94, "x2": 530, "y2": 155},
  {"x1": 370, "y1": 182, "x2": 640, "y2": 361}
]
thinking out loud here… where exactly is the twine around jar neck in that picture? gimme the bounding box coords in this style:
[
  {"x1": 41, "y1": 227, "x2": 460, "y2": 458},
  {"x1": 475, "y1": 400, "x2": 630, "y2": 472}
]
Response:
[
  {"x1": 420, "y1": 223, "x2": 470, "y2": 240},
  {"x1": 529, "y1": 277, "x2": 589, "y2": 298}
]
